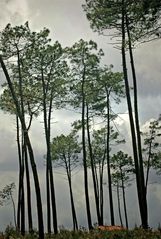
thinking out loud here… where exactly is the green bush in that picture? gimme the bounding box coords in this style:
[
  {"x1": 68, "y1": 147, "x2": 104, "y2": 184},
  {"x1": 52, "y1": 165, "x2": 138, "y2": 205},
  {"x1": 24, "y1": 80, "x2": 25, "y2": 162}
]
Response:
[{"x1": 5, "y1": 224, "x2": 21, "y2": 238}]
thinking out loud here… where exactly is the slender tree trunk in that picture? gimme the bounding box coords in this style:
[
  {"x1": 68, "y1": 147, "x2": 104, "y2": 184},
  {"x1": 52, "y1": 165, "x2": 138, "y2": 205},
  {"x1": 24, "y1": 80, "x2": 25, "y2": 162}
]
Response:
[
  {"x1": 20, "y1": 184, "x2": 25, "y2": 236},
  {"x1": 81, "y1": 70, "x2": 93, "y2": 230},
  {"x1": 10, "y1": 192, "x2": 17, "y2": 228},
  {"x1": 94, "y1": 161, "x2": 99, "y2": 204},
  {"x1": 122, "y1": 182, "x2": 128, "y2": 229},
  {"x1": 46, "y1": 162, "x2": 51, "y2": 234},
  {"x1": 41, "y1": 70, "x2": 58, "y2": 234},
  {"x1": 16, "y1": 116, "x2": 22, "y2": 232},
  {"x1": 17, "y1": 117, "x2": 32, "y2": 234},
  {"x1": 46, "y1": 129, "x2": 58, "y2": 235},
  {"x1": 116, "y1": 183, "x2": 123, "y2": 227},
  {"x1": 48, "y1": 93, "x2": 58, "y2": 234},
  {"x1": 120, "y1": 168, "x2": 128, "y2": 229},
  {"x1": 106, "y1": 90, "x2": 115, "y2": 225},
  {"x1": 20, "y1": 134, "x2": 25, "y2": 236},
  {"x1": 121, "y1": 2, "x2": 147, "y2": 229},
  {"x1": 49, "y1": 157, "x2": 58, "y2": 234},
  {"x1": 41, "y1": 70, "x2": 51, "y2": 235},
  {"x1": 24, "y1": 141, "x2": 33, "y2": 232},
  {"x1": 99, "y1": 148, "x2": 106, "y2": 225},
  {"x1": 126, "y1": 14, "x2": 148, "y2": 228},
  {"x1": 25, "y1": 132, "x2": 44, "y2": 238},
  {"x1": 145, "y1": 138, "x2": 153, "y2": 194},
  {"x1": 86, "y1": 103, "x2": 101, "y2": 225},
  {"x1": 67, "y1": 172, "x2": 78, "y2": 230},
  {"x1": 17, "y1": 49, "x2": 26, "y2": 236},
  {"x1": 99, "y1": 169, "x2": 104, "y2": 225},
  {"x1": 94, "y1": 165, "x2": 99, "y2": 197}
]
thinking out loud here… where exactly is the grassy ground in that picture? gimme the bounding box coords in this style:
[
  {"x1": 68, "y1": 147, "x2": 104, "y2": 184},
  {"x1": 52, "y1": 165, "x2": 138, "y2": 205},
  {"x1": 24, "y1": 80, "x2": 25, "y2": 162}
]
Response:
[
  {"x1": 49, "y1": 229, "x2": 161, "y2": 239},
  {"x1": 2, "y1": 227, "x2": 161, "y2": 239}
]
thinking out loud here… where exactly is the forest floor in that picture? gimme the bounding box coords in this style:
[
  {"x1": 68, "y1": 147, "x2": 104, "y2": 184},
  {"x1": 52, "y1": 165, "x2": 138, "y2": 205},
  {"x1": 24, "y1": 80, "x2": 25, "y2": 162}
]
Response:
[
  {"x1": 47, "y1": 229, "x2": 161, "y2": 239},
  {"x1": 2, "y1": 227, "x2": 161, "y2": 239}
]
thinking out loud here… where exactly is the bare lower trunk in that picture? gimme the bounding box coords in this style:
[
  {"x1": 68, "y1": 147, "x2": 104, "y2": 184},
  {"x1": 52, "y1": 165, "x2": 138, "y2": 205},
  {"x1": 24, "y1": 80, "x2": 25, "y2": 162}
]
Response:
[
  {"x1": 21, "y1": 135, "x2": 25, "y2": 236},
  {"x1": 67, "y1": 173, "x2": 78, "y2": 230},
  {"x1": 120, "y1": 170, "x2": 128, "y2": 229},
  {"x1": 125, "y1": 8, "x2": 148, "y2": 229},
  {"x1": 24, "y1": 141, "x2": 33, "y2": 232},
  {"x1": 10, "y1": 192, "x2": 17, "y2": 228},
  {"x1": 49, "y1": 162, "x2": 58, "y2": 234},
  {"x1": 121, "y1": 2, "x2": 147, "y2": 229},
  {"x1": 16, "y1": 116, "x2": 22, "y2": 231},
  {"x1": 117, "y1": 184, "x2": 123, "y2": 227},
  {"x1": 99, "y1": 170, "x2": 104, "y2": 225},
  {"x1": 46, "y1": 164, "x2": 51, "y2": 234},
  {"x1": 25, "y1": 133, "x2": 44, "y2": 238},
  {"x1": 126, "y1": 13, "x2": 148, "y2": 228},
  {"x1": 145, "y1": 138, "x2": 153, "y2": 194},
  {"x1": 106, "y1": 92, "x2": 115, "y2": 225},
  {"x1": 81, "y1": 72, "x2": 92, "y2": 230},
  {"x1": 20, "y1": 182, "x2": 25, "y2": 236},
  {"x1": 86, "y1": 103, "x2": 101, "y2": 225}
]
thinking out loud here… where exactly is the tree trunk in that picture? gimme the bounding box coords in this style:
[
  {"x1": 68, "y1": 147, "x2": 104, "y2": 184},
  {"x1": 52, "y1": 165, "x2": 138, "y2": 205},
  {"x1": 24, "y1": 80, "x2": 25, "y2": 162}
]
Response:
[
  {"x1": 116, "y1": 183, "x2": 123, "y2": 227},
  {"x1": 122, "y1": 182, "x2": 128, "y2": 229},
  {"x1": 45, "y1": 125, "x2": 58, "y2": 235},
  {"x1": 46, "y1": 162, "x2": 51, "y2": 234},
  {"x1": 86, "y1": 103, "x2": 101, "y2": 225},
  {"x1": 17, "y1": 49, "x2": 26, "y2": 236},
  {"x1": 25, "y1": 132, "x2": 44, "y2": 238},
  {"x1": 49, "y1": 159, "x2": 58, "y2": 234},
  {"x1": 81, "y1": 70, "x2": 93, "y2": 230},
  {"x1": 145, "y1": 137, "x2": 153, "y2": 194},
  {"x1": 10, "y1": 191, "x2": 17, "y2": 228},
  {"x1": 24, "y1": 140, "x2": 33, "y2": 232},
  {"x1": 121, "y1": 2, "x2": 147, "y2": 229},
  {"x1": 20, "y1": 174, "x2": 25, "y2": 236},
  {"x1": 126, "y1": 13, "x2": 148, "y2": 228},
  {"x1": 106, "y1": 90, "x2": 115, "y2": 226},
  {"x1": 99, "y1": 148, "x2": 106, "y2": 225},
  {"x1": 41, "y1": 70, "x2": 52, "y2": 234},
  {"x1": 16, "y1": 116, "x2": 22, "y2": 232},
  {"x1": 120, "y1": 168, "x2": 128, "y2": 229},
  {"x1": 48, "y1": 93, "x2": 58, "y2": 234},
  {"x1": 41, "y1": 69, "x2": 58, "y2": 234},
  {"x1": 99, "y1": 169, "x2": 104, "y2": 225},
  {"x1": 67, "y1": 172, "x2": 78, "y2": 230},
  {"x1": 20, "y1": 133, "x2": 25, "y2": 236}
]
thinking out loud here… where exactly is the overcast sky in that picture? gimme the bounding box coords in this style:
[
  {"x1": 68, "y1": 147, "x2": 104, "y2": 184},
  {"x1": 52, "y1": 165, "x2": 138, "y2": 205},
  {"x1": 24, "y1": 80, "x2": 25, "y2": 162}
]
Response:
[{"x1": 0, "y1": 0, "x2": 161, "y2": 232}]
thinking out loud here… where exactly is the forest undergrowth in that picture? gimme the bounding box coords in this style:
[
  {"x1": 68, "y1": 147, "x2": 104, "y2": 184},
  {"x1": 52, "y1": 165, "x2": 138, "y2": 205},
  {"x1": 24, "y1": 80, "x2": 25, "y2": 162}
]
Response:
[{"x1": 1, "y1": 226, "x2": 161, "y2": 239}]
